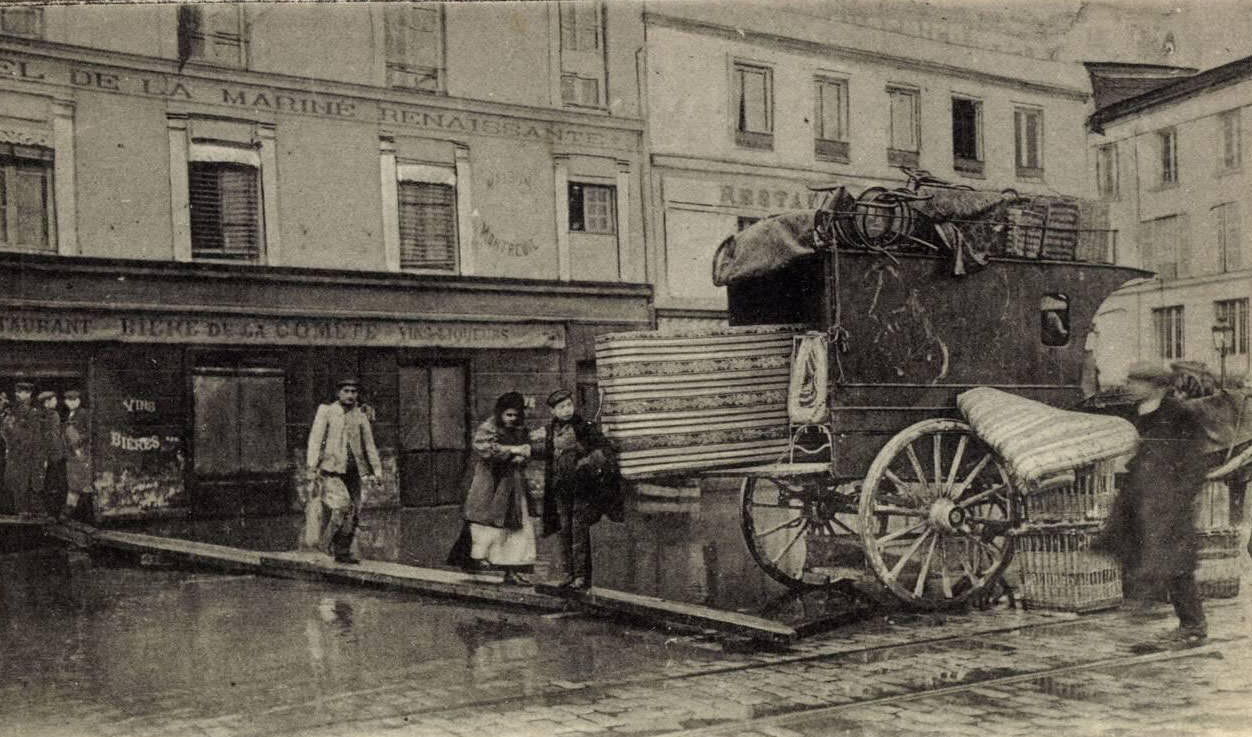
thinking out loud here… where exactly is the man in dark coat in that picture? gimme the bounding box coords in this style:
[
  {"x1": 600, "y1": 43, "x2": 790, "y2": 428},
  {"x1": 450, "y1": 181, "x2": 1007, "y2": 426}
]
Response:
[
  {"x1": 1095, "y1": 361, "x2": 1207, "y2": 644},
  {"x1": 60, "y1": 390, "x2": 93, "y2": 521},
  {"x1": 540, "y1": 389, "x2": 621, "y2": 589},
  {"x1": 39, "y1": 390, "x2": 68, "y2": 516},
  {"x1": 2, "y1": 382, "x2": 50, "y2": 518}
]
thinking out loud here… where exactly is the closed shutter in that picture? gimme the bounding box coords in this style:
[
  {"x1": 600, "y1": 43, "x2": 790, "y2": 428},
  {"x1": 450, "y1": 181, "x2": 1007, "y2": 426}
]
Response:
[
  {"x1": 398, "y1": 181, "x2": 456, "y2": 271},
  {"x1": 189, "y1": 162, "x2": 261, "y2": 261},
  {"x1": 0, "y1": 145, "x2": 54, "y2": 251},
  {"x1": 384, "y1": 5, "x2": 442, "y2": 91}
]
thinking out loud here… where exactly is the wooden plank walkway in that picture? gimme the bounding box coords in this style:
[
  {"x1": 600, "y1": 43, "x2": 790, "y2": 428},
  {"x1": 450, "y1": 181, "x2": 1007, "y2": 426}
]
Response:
[
  {"x1": 536, "y1": 584, "x2": 798, "y2": 642},
  {"x1": 0, "y1": 514, "x2": 55, "y2": 527},
  {"x1": 41, "y1": 522, "x2": 805, "y2": 640}
]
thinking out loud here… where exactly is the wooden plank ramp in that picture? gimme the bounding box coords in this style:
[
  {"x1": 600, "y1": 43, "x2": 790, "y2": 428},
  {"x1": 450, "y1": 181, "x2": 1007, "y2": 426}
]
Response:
[
  {"x1": 43, "y1": 523, "x2": 564, "y2": 612},
  {"x1": 536, "y1": 584, "x2": 798, "y2": 643}
]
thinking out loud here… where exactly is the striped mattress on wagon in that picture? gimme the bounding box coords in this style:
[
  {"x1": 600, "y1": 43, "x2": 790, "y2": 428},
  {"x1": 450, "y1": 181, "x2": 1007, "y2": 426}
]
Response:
[{"x1": 595, "y1": 324, "x2": 803, "y2": 479}]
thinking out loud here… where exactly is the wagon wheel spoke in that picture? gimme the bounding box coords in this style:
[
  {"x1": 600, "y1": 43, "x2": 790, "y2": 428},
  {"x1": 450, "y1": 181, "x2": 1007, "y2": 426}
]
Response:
[
  {"x1": 905, "y1": 443, "x2": 932, "y2": 499},
  {"x1": 913, "y1": 534, "x2": 939, "y2": 597},
  {"x1": 753, "y1": 515, "x2": 806, "y2": 539},
  {"x1": 945, "y1": 435, "x2": 968, "y2": 490},
  {"x1": 888, "y1": 527, "x2": 933, "y2": 581},
  {"x1": 828, "y1": 517, "x2": 857, "y2": 536},
  {"x1": 956, "y1": 482, "x2": 1008, "y2": 509},
  {"x1": 770, "y1": 520, "x2": 811, "y2": 567},
  {"x1": 876, "y1": 519, "x2": 927, "y2": 546},
  {"x1": 939, "y1": 547, "x2": 953, "y2": 598},
  {"x1": 932, "y1": 434, "x2": 943, "y2": 493},
  {"x1": 949, "y1": 452, "x2": 992, "y2": 501}
]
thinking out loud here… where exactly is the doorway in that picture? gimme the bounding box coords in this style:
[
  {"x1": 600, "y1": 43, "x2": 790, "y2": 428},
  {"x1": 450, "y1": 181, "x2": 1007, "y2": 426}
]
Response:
[{"x1": 397, "y1": 364, "x2": 468, "y2": 507}]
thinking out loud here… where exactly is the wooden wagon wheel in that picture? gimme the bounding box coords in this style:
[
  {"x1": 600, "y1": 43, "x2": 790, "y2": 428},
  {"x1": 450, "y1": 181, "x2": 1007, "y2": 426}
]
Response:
[
  {"x1": 858, "y1": 419, "x2": 1018, "y2": 609},
  {"x1": 741, "y1": 475, "x2": 868, "y2": 590}
]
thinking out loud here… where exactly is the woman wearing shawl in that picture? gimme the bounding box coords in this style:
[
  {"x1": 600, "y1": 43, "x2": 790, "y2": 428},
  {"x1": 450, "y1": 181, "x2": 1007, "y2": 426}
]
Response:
[{"x1": 449, "y1": 391, "x2": 536, "y2": 585}]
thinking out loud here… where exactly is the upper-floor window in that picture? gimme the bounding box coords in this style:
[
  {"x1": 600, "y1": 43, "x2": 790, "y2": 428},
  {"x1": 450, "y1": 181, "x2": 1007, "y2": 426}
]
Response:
[
  {"x1": 568, "y1": 182, "x2": 616, "y2": 234},
  {"x1": 0, "y1": 7, "x2": 42, "y2": 38},
  {"x1": 1014, "y1": 106, "x2": 1043, "y2": 178},
  {"x1": 0, "y1": 144, "x2": 55, "y2": 253},
  {"x1": 1152, "y1": 305, "x2": 1184, "y2": 360},
  {"x1": 189, "y1": 155, "x2": 262, "y2": 262},
  {"x1": 1140, "y1": 213, "x2": 1188, "y2": 280},
  {"x1": 814, "y1": 76, "x2": 849, "y2": 163},
  {"x1": 951, "y1": 96, "x2": 983, "y2": 175},
  {"x1": 384, "y1": 4, "x2": 444, "y2": 93},
  {"x1": 1215, "y1": 298, "x2": 1250, "y2": 355},
  {"x1": 1213, "y1": 201, "x2": 1243, "y2": 273},
  {"x1": 178, "y1": 4, "x2": 245, "y2": 68},
  {"x1": 559, "y1": 2, "x2": 604, "y2": 108},
  {"x1": 397, "y1": 165, "x2": 457, "y2": 272},
  {"x1": 887, "y1": 86, "x2": 919, "y2": 168},
  {"x1": 733, "y1": 62, "x2": 773, "y2": 150},
  {"x1": 1158, "y1": 127, "x2": 1178, "y2": 186},
  {"x1": 1219, "y1": 109, "x2": 1242, "y2": 172},
  {"x1": 1096, "y1": 143, "x2": 1118, "y2": 199}
]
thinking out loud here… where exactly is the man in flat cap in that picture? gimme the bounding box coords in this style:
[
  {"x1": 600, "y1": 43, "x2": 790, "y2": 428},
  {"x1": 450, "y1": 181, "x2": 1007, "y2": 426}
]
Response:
[
  {"x1": 305, "y1": 377, "x2": 381, "y2": 564},
  {"x1": 2, "y1": 382, "x2": 49, "y2": 518},
  {"x1": 1096, "y1": 361, "x2": 1208, "y2": 645},
  {"x1": 540, "y1": 388, "x2": 621, "y2": 589},
  {"x1": 60, "y1": 390, "x2": 93, "y2": 521}
]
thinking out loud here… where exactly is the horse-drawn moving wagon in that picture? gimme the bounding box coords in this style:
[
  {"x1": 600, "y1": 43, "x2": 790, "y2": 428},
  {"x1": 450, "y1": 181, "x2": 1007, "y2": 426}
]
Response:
[{"x1": 597, "y1": 173, "x2": 1156, "y2": 610}]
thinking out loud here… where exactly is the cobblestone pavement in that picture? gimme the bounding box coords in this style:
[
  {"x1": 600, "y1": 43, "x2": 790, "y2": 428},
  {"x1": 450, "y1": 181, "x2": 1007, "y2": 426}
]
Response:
[{"x1": 268, "y1": 598, "x2": 1249, "y2": 737}]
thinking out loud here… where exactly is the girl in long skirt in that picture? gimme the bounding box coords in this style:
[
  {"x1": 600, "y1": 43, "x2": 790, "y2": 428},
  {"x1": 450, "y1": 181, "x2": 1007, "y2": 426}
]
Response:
[{"x1": 450, "y1": 391, "x2": 536, "y2": 584}]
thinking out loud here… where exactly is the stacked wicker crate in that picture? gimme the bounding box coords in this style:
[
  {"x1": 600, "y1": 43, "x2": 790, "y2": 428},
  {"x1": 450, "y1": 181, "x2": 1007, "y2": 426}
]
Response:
[
  {"x1": 1016, "y1": 461, "x2": 1123, "y2": 613},
  {"x1": 1192, "y1": 479, "x2": 1241, "y2": 599}
]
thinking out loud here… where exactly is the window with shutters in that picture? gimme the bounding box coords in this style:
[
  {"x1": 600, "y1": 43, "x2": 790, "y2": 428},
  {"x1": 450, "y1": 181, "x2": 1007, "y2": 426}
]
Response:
[
  {"x1": 384, "y1": 4, "x2": 444, "y2": 93},
  {"x1": 0, "y1": 7, "x2": 42, "y2": 37},
  {"x1": 952, "y1": 96, "x2": 983, "y2": 175},
  {"x1": 1216, "y1": 299, "x2": 1250, "y2": 355},
  {"x1": 1158, "y1": 127, "x2": 1178, "y2": 186},
  {"x1": 568, "y1": 182, "x2": 615, "y2": 234},
  {"x1": 814, "y1": 76, "x2": 849, "y2": 163},
  {"x1": 558, "y1": 2, "x2": 605, "y2": 108},
  {"x1": 1218, "y1": 109, "x2": 1242, "y2": 172},
  {"x1": 1213, "y1": 202, "x2": 1243, "y2": 273},
  {"x1": 1096, "y1": 143, "x2": 1118, "y2": 199},
  {"x1": 0, "y1": 144, "x2": 55, "y2": 253},
  {"x1": 733, "y1": 62, "x2": 773, "y2": 150},
  {"x1": 1014, "y1": 106, "x2": 1043, "y2": 178},
  {"x1": 189, "y1": 162, "x2": 262, "y2": 262},
  {"x1": 398, "y1": 180, "x2": 457, "y2": 272},
  {"x1": 178, "y1": 4, "x2": 245, "y2": 68},
  {"x1": 887, "y1": 86, "x2": 919, "y2": 168}
]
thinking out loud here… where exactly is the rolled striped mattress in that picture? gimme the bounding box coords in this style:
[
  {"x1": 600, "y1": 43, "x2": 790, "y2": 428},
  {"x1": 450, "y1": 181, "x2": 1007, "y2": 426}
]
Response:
[
  {"x1": 596, "y1": 324, "x2": 804, "y2": 478},
  {"x1": 957, "y1": 387, "x2": 1138, "y2": 486}
]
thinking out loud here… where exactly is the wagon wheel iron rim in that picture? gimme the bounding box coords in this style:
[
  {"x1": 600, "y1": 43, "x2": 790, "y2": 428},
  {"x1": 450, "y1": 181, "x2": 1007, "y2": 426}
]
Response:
[
  {"x1": 741, "y1": 475, "x2": 865, "y2": 591},
  {"x1": 858, "y1": 419, "x2": 1018, "y2": 609}
]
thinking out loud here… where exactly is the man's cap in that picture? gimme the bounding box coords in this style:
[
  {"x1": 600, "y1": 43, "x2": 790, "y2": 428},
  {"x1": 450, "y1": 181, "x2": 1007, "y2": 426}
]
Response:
[
  {"x1": 1126, "y1": 361, "x2": 1174, "y2": 386},
  {"x1": 14, "y1": 381, "x2": 34, "y2": 392},
  {"x1": 546, "y1": 388, "x2": 573, "y2": 408},
  {"x1": 335, "y1": 376, "x2": 361, "y2": 390},
  {"x1": 63, "y1": 389, "x2": 82, "y2": 399},
  {"x1": 37, "y1": 390, "x2": 56, "y2": 402}
]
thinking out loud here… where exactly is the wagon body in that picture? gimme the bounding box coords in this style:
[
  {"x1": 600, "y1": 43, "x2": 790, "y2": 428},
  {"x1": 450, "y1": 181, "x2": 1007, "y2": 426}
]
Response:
[{"x1": 726, "y1": 249, "x2": 1146, "y2": 480}]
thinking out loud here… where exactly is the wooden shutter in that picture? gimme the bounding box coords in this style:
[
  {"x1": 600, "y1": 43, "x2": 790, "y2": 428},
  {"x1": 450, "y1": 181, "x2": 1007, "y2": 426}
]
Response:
[
  {"x1": 385, "y1": 5, "x2": 441, "y2": 90},
  {"x1": 398, "y1": 181, "x2": 456, "y2": 271},
  {"x1": 1223, "y1": 204, "x2": 1242, "y2": 271},
  {"x1": 189, "y1": 162, "x2": 260, "y2": 261}
]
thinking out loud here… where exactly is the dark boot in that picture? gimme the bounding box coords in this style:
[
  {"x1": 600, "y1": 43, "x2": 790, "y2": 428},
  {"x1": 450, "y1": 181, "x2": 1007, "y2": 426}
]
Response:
[{"x1": 320, "y1": 509, "x2": 345, "y2": 557}]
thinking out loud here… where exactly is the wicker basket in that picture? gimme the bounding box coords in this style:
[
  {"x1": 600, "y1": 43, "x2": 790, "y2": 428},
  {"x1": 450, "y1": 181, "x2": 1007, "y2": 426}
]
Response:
[
  {"x1": 1195, "y1": 527, "x2": 1241, "y2": 599},
  {"x1": 1015, "y1": 524, "x2": 1122, "y2": 613},
  {"x1": 1025, "y1": 463, "x2": 1115, "y2": 524}
]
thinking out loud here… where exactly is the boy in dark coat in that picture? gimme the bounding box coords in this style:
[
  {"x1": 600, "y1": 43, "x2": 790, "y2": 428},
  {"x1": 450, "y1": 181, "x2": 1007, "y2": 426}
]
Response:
[
  {"x1": 540, "y1": 389, "x2": 621, "y2": 589},
  {"x1": 1095, "y1": 361, "x2": 1207, "y2": 644}
]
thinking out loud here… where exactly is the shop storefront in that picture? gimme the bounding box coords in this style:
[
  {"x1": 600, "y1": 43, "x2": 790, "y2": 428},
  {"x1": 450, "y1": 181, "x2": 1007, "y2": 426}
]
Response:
[{"x1": 0, "y1": 253, "x2": 650, "y2": 520}]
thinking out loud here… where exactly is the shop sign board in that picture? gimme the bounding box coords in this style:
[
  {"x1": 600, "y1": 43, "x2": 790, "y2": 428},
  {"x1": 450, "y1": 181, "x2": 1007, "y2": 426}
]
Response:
[{"x1": 0, "y1": 308, "x2": 566, "y2": 350}]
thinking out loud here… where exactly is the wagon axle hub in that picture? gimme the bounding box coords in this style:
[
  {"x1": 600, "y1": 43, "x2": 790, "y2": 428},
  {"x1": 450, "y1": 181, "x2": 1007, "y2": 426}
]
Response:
[{"x1": 928, "y1": 498, "x2": 965, "y2": 532}]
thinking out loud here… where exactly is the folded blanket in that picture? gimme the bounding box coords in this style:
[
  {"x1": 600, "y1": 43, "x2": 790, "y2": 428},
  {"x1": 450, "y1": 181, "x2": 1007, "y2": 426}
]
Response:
[{"x1": 957, "y1": 387, "x2": 1138, "y2": 486}]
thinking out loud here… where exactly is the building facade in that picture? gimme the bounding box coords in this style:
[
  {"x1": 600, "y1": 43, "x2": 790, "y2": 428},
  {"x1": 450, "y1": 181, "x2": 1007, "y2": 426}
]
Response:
[
  {"x1": 638, "y1": 2, "x2": 1097, "y2": 327},
  {"x1": 1087, "y1": 57, "x2": 1252, "y2": 387},
  {"x1": 0, "y1": 3, "x2": 651, "y2": 519}
]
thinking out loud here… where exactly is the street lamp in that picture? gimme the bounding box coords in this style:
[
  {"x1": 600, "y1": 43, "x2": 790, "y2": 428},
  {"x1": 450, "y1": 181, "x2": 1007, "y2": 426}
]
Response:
[{"x1": 1212, "y1": 317, "x2": 1234, "y2": 390}]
